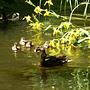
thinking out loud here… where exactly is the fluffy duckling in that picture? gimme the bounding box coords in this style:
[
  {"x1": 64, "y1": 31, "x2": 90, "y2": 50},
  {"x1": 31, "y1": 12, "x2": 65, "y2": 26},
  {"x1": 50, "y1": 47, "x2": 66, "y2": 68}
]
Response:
[
  {"x1": 43, "y1": 41, "x2": 50, "y2": 49},
  {"x1": 25, "y1": 40, "x2": 34, "y2": 48},
  {"x1": 19, "y1": 37, "x2": 27, "y2": 46},
  {"x1": 12, "y1": 42, "x2": 20, "y2": 52},
  {"x1": 39, "y1": 48, "x2": 70, "y2": 67},
  {"x1": 34, "y1": 46, "x2": 41, "y2": 53}
]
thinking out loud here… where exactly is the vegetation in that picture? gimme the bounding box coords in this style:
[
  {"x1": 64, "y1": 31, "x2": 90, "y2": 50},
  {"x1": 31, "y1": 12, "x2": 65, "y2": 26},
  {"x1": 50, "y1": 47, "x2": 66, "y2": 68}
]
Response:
[
  {"x1": 22, "y1": 0, "x2": 90, "y2": 56},
  {"x1": 0, "y1": 0, "x2": 90, "y2": 56},
  {"x1": 1, "y1": 1, "x2": 90, "y2": 89}
]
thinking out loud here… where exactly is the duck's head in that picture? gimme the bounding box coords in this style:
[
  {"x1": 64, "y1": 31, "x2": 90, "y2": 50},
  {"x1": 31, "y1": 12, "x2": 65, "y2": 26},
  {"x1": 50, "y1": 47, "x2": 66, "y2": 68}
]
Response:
[{"x1": 12, "y1": 13, "x2": 19, "y2": 21}]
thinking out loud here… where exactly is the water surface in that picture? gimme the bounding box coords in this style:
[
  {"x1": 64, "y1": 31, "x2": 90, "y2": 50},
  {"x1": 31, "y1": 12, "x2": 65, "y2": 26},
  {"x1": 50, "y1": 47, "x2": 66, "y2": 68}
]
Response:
[{"x1": 0, "y1": 20, "x2": 90, "y2": 90}]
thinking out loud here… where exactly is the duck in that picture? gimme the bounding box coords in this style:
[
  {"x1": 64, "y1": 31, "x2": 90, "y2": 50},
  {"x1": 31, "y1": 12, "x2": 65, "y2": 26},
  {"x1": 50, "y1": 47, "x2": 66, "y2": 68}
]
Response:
[
  {"x1": 12, "y1": 42, "x2": 20, "y2": 52},
  {"x1": 2, "y1": 13, "x2": 8, "y2": 22},
  {"x1": 39, "y1": 48, "x2": 70, "y2": 67},
  {"x1": 19, "y1": 37, "x2": 27, "y2": 46},
  {"x1": 11, "y1": 13, "x2": 19, "y2": 21}
]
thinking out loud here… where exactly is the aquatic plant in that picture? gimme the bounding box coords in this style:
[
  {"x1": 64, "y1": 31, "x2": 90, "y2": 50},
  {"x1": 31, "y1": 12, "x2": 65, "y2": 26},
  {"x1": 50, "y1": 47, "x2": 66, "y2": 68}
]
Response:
[
  {"x1": 69, "y1": 1, "x2": 90, "y2": 22},
  {"x1": 25, "y1": 0, "x2": 35, "y2": 7},
  {"x1": 71, "y1": 68, "x2": 89, "y2": 90},
  {"x1": 23, "y1": 15, "x2": 32, "y2": 22},
  {"x1": 23, "y1": 0, "x2": 62, "y2": 31},
  {"x1": 34, "y1": 6, "x2": 43, "y2": 15},
  {"x1": 45, "y1": 23, "x2": 90, "y2": 55},
  {"x1": 29, "y1": 22, "x2": 44, "y2": 31},
  {"x1": 24, "y1": 0, "x2": 90, "y2": 56},
  {"x1": 44, "y1": 0, "x2": 53, "y2": 10},
  {"x1": 59, "y1": 0, "x2": 90, "y2": 15}
]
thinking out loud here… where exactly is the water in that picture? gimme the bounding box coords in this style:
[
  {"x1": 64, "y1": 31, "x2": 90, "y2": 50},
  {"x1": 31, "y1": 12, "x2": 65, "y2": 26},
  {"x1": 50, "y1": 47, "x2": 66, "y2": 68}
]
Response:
[{"x1": 0, "y1": 20, "x2": 90, "y2": 90}]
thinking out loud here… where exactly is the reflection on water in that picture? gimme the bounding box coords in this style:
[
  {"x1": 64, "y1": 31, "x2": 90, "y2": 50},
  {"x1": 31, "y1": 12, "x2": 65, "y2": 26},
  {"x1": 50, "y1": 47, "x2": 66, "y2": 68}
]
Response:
[
  {"x1": 0, "y1": 20, "x2": 90, "y2": 90},
  {"x1": 20, "y1": 67, "x2": 90, "y2": 90}
]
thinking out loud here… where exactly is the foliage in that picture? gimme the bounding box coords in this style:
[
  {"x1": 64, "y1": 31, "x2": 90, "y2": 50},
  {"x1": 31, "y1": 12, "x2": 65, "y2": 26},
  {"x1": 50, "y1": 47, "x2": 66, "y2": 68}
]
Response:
[
  {"x1": 0, "y1": 0, "x2": 34, "y2": 17},
  {"x1": 23, "y1": 0, "x2": 90, "y2": 56},
  {"x1": 29, "y1": 22, "x2": 44, "y2": 31},
  {"x1": 0, "y1": 0, "x2": 89, "y2": 17}
]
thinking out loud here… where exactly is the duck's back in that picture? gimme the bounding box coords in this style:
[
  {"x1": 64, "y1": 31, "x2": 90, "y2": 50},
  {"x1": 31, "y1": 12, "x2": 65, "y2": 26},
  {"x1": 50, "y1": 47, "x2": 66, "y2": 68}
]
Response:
[{"x1": 41, "y1": 56, "x2": 67, "y2": 67}]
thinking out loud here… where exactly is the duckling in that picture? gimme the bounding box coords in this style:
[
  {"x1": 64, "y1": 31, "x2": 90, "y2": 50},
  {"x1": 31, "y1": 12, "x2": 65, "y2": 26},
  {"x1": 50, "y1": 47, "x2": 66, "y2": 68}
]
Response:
[
  {"x1": 34, "y1": 46, "x2": 41, "y2": 53},
  {"x1": 43, "y1": 41, "x2": 50, "y2": 49},
  {"x1": 39, "y1": 48, "x2": 70, "y2": 67},
  {"x1": 25, "y1": 40, "x2": 34, "y2": 48},
  {"x1": 12, "y1": 42, "x2": 20, "y2": 52},
  {"x1": 19, "y1": 37, "x2": 27, "y2": 46}
]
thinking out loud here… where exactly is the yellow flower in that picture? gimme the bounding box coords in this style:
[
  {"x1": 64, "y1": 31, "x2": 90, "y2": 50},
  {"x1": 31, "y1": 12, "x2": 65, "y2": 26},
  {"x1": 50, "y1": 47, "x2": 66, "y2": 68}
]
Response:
[
  {"x1": 23, "y1": 15, "x2": 32, "y2": 22},
  {"x1": 61, "y1": 38, "x2": 66, "y2": 44},
  {"x1": 59, "y1": 22, "x2": 72, "y2": 29},
  {"x1": 25, "y1": 0, "x2": 35, "y2": 7},
  {"x1": 87, "y1": 39, "x2": 90, "y2": 48},
  {"x1": 34, "y1": 6, "x2": 43, "y2": 14},
  {"x1": 29, "y1": 22, "x2": 44, "y2": 31},
  {"x1": 56, "y1": 41, "x2": 60, "y2": 47},
  {"x1": 44, "y1": 9, "x2": 51, "y2": 16},
  {"x1": 53, "y1": 27, "x2": 61, "y2": 36},
  {"x1": 44, "y1": 0, "x2": 53, "y2": 6},
  {"x1": 48, "y1": 49, "x2": 60, "y2": 56},
  {"x1": 49, "y1": 40, "x2": 56, "y2": 47}
]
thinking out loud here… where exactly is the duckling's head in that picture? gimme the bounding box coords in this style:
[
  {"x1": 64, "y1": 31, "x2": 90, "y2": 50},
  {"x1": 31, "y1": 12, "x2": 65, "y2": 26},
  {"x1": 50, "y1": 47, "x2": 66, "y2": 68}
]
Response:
[
  {"x1": 19, "y1": 37, "x2": 27, "y2": 46},
  {"x1": 25, "y1": 40, "x2": 33, "y2": 48},
  {"x1": 12, "y1": 42, "x2": 18, "y2": 52},
  {"x1": 43, "y1": 41, "x2": 50, "y2": 49},
  {"x1": 34, "y1": 46, "x2": 41, "y2": 53},
  {"x1": 20, "y1": 37, "x2": 25, "y2": 41},
  {"x1": 14, "y1": 42, "x2": 18, "y2": 46},
  {"x1": 26, "y1": 41, "x2": 30, "y2": 47}
]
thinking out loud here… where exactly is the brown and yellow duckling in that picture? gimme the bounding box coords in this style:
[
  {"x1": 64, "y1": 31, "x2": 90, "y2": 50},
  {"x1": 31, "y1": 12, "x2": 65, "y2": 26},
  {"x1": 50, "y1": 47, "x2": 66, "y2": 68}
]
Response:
[
  {"x1": 25, "y1": 40, "x2": 34, "y2": 48},
  {"x1": 34, "y1": 41, "x2": 50, "y2": 53},
  {"x1": 12, "y1": 42, "x2": 20, "y2": 52},
  {"x1": 39, "y1": 48, "x2": 71, "y2": 67},
  {"x1": 43, "y1": 41, "x2": 50, "y2": 49},
  {"x1": 19, "y1": 37, "x2": 34, "y2": 48},
  {"x1": 19, "y1": 37, "x2": 27, "y2": 46},
  {"x1": 34, "y1": 46, "x2": 41, "y2": 53}
]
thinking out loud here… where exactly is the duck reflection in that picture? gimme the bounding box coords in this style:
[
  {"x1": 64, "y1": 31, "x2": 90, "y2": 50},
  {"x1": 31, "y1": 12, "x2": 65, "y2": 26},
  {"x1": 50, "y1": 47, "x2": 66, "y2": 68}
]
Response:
[
  {"x1": 1, "y1": 13, "x2": 8, "y2": 31},
  {"x1": 39, "y1": 67, "x2": 47, "y2": 84}
]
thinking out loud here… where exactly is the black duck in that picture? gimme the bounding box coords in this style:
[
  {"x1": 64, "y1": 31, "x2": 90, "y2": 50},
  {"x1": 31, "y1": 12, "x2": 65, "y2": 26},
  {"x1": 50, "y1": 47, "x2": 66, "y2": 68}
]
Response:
[{"x1": 40, "y1": 48, "x2": 70, "y2": 67}]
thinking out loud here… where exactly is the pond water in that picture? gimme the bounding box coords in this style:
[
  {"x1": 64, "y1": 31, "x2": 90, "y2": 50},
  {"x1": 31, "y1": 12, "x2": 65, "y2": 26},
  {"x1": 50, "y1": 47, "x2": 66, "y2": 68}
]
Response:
[{"x1": 0, "y1": 20, "x2": 90, "y2": 90}]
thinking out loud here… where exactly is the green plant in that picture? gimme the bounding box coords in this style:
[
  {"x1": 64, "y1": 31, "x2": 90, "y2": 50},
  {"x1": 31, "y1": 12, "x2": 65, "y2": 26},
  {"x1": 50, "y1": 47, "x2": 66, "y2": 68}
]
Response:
[{"x1": 23, "y1": 0, "x2": 90, "y2": 56}]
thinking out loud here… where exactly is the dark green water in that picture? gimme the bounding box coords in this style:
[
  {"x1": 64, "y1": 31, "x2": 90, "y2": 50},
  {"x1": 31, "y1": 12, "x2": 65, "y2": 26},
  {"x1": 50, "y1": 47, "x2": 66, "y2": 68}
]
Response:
[{"x1": 0, "y1": 21, "x2": 90, "y2": 90}]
